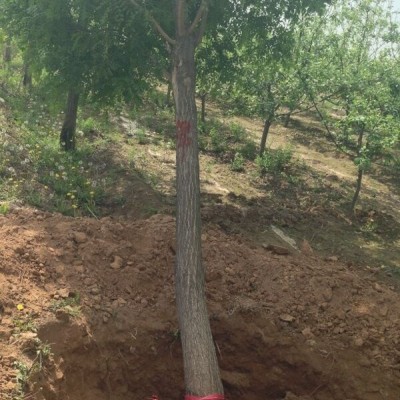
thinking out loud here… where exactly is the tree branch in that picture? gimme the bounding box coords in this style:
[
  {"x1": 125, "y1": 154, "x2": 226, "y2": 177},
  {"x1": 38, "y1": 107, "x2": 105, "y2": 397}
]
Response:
[
  {"x1": 188, "y1": 0, "x2": 208, "y2": 35},
  {"x1": 194, "y1": 5, "x2": 209, "y2": 46},
  {"x1": 129, "y1": 0, "x2": 176, "y2": 45}
]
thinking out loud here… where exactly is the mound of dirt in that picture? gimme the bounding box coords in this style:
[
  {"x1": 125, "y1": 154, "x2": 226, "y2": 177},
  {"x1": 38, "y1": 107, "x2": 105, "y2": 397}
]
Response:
[{"x1": 1, "y1": 207, "x2": 400, "y2": 400}]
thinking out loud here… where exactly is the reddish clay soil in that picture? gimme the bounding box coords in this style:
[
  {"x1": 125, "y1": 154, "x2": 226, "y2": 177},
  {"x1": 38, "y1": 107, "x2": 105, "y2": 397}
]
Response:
[{"x1": 1, "y1": 207, "x2": 400, "y2": 400}]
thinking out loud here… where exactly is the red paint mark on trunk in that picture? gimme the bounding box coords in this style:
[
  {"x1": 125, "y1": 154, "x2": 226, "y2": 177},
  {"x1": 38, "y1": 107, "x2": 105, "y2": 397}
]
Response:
[{"x1": 176, "y1": 120, "x2": 192, "y2": 152}]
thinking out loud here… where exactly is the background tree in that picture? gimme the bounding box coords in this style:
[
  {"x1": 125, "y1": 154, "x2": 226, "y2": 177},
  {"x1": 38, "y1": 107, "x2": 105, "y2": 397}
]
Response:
[
  {"x1": 301, "y1": 0, "x2": 400, "y2": 210},
  {"x1": 0, "y1": 0, "x2": 158, "y2": 150}
]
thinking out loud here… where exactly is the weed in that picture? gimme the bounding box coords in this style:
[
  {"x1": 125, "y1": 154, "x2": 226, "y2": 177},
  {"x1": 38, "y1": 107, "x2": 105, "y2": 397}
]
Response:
[
  {"x1": 361, "y1": 219, "x2": 378, "y2": 233},
  {"x1": 136, "y1": 128, "x2": 150, "y2": 145},
  {"x1": 33, "y1": 340, "x2": 53, "y2": 371},
  {"x1": 80, "y1": 117, "x2": 96, "y2": 134},
  {"x1": 239, "y1": 141, "x2": 257, "y2": 161},
  {"x1": 230, "y1": 152, "x2": 245, "y2": 172},
  {"x1": 49, "y1": 293, "x2": 81, "y2": 317},
  {"x1": 0, "y1": 202, "x2": 10, "y2": 215},
  {"x1": 12, "y1": 315, "x2": 37, "y2": 334},
  {"x1": 256, "y1": 147, "x2": 293, "y2": 175},
  {"x1": 13, "y1": 361, "x2": 29, "y2": 399}
]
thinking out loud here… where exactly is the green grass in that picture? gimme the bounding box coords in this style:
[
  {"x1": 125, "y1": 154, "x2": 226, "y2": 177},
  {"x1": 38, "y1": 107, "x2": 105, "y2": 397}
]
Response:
[
  {"x1": 12, "y1": 315, "x2": 37, "y2": 334},
  {"x1": 49, "y1": 293, "x2": 81, "y2": 317},
  {"x1": 0, "y1": 202, "x2": 10, "y2": 215}
]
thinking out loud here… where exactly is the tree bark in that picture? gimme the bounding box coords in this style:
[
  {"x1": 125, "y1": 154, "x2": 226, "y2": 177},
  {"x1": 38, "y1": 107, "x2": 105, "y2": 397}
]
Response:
[
  {"x1": 60, "y1": 90, "x2": 79, "y2": 151},
  {"x1": 259, "y1": 116, "x2": 273, "y2": 156},
  {"x1": 172, "y1": 33, "x2": 223, "y2": 397}
]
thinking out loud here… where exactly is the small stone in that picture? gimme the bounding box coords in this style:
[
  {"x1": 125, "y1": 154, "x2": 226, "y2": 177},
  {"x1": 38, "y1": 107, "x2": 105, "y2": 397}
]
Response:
[
  {"x1": 73, "y1": 232, "x2": 88, "y2": 244},
  {"x1": 111, "y1": 255, "x2": 124, "y2": 270},
  {"x1": 354, "y1": 338, "x2": 364, "y2": 347},
  {"x1": 279, "y1": 314, "x2": 295, "y2": 323},
  {"x1": 141, "y1": 298, "x2": 148, "y2": 307},
  {"x1": 55, "y1": 368, "x2": 64, "y2": 381},
  {"x1": 263, "y1": 244, "x2": 290, "y2": 255},
  {"x1": 57, "y1": 288, "x2": 70, "y2": 298},
  {"x1": 84, "y1": 278, "x2": 92, "y2": 285},
  {"x1": 55, "y1": 265, "x2": 65, "y2": 275},
  {"x1": 91, "y1": 287, "x2": 100, "y2": 295},
  {"x1": 103, "y1": 316, "x2": 109, "y2": 323},
  {"x1": 20, "y1": 332, "x2": 38, "y2": 340},
  {"x1": 380, "y1": 306, "x2": 388, "y2": 317},
  {"x1": 301, "y1": 327, "x2": 314, "y2": 338},
  {"x1": 374, "y1": 283, "x2": 383, "y2": 293},
  {"x1": 5, "y1": 381, "x2": 15, "y2": 390},
  {"x1": 322, "y1": 287, "x2": 333, "y2": 302},
  {"x1": 325, "y1": 256, "x2": 339, "y2": 262},
  {"x1": 75, "y1": 264, "x2": 85, "y2": 273}
]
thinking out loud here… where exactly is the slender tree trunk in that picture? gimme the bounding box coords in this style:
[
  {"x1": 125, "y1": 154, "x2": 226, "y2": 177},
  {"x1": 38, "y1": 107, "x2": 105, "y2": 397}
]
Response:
[
  {"x1": 350, "y1": 128, "x2": 365, "y2": 212},
  {"x1": 351, "y1": 167, "x2": 363, "y2": 212},
  {"x1": 283, "y1": 111, "x2": 291, "y2": 128},
  {"x1": 259, "y1": 116, "x2": 273, "y2": 156},
  {"x1": 60, "y1": 90, "x2": 79, "y2": 151},
  {"x1": 172, "y1": 34, "x2": 223, "y2": 397},
  {"x1": 200, "y1": 93, "x2": 206, "y2": 124},
  {"x1": 3, "y1": 40, "x2": 12, "y2": 63},
  {"x1": 166, "y1": 81, "x2": 173, "y2": 108},
  {"x1": 22, "y1": 64, "x2": 32, "y2": 88}
]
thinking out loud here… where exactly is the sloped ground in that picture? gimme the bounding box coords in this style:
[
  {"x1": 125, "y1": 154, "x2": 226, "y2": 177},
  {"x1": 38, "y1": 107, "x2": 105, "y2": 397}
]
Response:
[{"x1": 1, "y1": 207, "x2": 400, "y2": 400}]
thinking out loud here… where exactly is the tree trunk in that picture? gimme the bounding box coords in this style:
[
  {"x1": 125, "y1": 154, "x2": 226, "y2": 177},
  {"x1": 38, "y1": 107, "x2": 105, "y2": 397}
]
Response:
[
  {"x1": 60, "y1": 90, "x2": 79, "y2": 151},
  {"x1": 172, "y1": 34, "x2": 223, "y2": 398},
  {"x1": 3, "y1": 40, "x2": 12, "y2": 63},
  {"x1": 283, "y1": 112, "x2": 291, "y2": 128},
  {"x1": 351, "y1": 167, "x2": 363, "y2": 212},
  {"x1": 350, "y1": 128, "x2": 365, "y2": 212},
  {"x1": 22, "y1": 64, "x2": 32, "y2": 88},
  {"x1": 166, "y1": 81, "x2": 173, "y2": 108},
  {"x1": 259, "y1": 116, "x2": 273, "y2": 156},
  {"x1": 200, "y1": 93, "x2": 206, "y2": 124}
]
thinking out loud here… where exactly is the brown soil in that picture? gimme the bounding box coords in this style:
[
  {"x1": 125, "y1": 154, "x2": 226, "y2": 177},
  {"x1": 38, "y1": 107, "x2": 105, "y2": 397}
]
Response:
[{"x1": 1, "y1": 207, "x2": 400, "y2": 400}]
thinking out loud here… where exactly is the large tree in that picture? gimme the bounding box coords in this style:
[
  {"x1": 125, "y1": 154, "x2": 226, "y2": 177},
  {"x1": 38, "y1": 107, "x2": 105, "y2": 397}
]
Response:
[
  {"x1": 129, "y1": 1, "x2": 225, "y2": 396},
  {"x1": 130, "y1": 1, "x2": 331, "y2": 398}
]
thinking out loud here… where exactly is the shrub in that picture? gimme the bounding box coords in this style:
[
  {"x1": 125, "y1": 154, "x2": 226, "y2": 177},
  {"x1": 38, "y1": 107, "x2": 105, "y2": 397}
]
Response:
[
  {"x1": 230, "y1": 152, "x2": 245, "y2": 172},
  {"x1": 136, "y1": 128, "x2": 150, "y2": 145},
  {"x1": 209, "y1": 127, "x2": 227, "y2": 154},
  {"x1": 229, "y1": 122, "x2": 247, "y2": 143},
  {"x1": 256, "y1": 147, "x2": 293, "y2": 175},
  {"x1": 239, "y1": 141, "x2": 257, "y2": 161}
]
